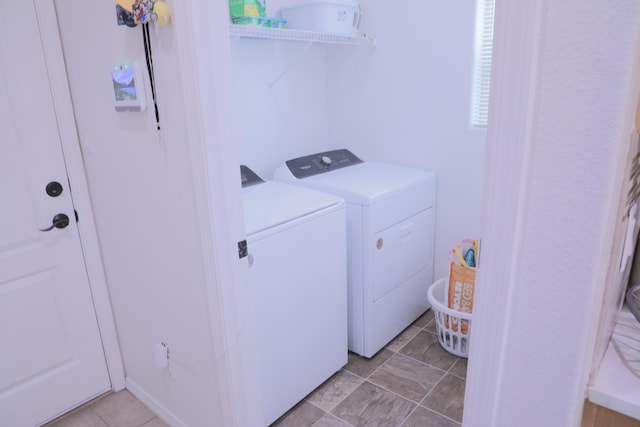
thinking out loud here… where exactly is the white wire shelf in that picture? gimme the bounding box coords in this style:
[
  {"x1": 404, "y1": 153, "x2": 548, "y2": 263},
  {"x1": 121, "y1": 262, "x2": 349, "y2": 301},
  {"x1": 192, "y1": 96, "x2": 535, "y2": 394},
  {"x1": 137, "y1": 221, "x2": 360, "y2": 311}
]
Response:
[{"x1": 229, "y1": 24, "x2": 376, "y2": 47}]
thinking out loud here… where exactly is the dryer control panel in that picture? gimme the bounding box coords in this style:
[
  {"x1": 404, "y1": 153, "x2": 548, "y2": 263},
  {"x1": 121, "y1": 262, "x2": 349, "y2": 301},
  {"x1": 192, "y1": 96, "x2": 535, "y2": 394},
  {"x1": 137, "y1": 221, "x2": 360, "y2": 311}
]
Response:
[{"x1": 285, "y1": 149, "x2": 363, "y2": 179}]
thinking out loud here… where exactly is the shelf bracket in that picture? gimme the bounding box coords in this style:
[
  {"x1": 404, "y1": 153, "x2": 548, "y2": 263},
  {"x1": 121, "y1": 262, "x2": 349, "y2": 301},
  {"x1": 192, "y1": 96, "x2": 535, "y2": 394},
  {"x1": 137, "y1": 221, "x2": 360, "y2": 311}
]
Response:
[{"x1": 266, "y1": 39, "x2": 317, "y2": 88}]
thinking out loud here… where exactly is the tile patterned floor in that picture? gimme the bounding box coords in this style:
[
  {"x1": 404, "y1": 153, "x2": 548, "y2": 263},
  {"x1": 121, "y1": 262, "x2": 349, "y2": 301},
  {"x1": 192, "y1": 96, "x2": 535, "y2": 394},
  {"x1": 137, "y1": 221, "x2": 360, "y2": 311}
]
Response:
[
  {"x1": 271, "y1": 309, "x2": 466, "y2": 427},
  {"x1": 46, "y1": 309, "x2": 465, "y2": 427},
  {"x1": 45, "y1": 390, "x2": 169, "y2": 427}
]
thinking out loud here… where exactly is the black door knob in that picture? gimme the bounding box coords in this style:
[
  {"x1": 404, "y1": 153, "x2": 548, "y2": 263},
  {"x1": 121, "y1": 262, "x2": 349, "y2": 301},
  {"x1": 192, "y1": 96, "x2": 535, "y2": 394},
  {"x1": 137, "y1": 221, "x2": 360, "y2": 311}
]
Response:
[
  {"x1": 39, "y1": 213, "x2": 70, "y2": 232},
  {"x1": 46, "y1": 181, "x2": 63, "y2": 197}
]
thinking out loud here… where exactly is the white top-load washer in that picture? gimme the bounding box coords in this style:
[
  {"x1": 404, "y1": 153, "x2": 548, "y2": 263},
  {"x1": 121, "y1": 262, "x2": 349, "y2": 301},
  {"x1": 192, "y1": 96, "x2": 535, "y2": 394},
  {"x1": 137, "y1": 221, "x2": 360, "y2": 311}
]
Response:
[
  {"x1": 240, "y1": 165, "x2": 348, "y2": 425},
  {"x1": 274, "y1": 150, "x2": 436, "y2": 358}
]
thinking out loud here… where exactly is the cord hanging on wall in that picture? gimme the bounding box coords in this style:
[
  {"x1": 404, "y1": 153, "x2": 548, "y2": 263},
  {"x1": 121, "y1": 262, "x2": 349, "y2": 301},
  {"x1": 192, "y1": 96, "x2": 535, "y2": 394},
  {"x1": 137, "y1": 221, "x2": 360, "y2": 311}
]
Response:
[
  {"x1": 142, "y1": 22, "x2": 161, "y2": 131},
  {"x1": 112, "y1": 0, "x2": 169, "y2": 131}
]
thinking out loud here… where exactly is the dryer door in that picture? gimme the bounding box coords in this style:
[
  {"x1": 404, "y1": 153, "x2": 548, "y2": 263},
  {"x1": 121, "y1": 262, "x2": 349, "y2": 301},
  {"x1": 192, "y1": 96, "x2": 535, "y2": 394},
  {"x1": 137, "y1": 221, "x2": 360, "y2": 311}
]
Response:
[{"x1": 371, "y1": 207, "x2": 434, "y2": 302}]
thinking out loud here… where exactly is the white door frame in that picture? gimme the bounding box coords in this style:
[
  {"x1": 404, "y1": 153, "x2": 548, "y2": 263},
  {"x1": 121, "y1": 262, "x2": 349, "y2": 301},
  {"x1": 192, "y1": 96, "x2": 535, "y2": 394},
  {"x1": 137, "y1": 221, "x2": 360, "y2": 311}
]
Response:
[
  {"x1": 464, "y1": 2, "x2": 640, "y2": 426},
  {"x1": 462, "y1": 2, "x2": 546, "y2": 425},
  {"x1": 35, "y1": 0, "x2": 125, "y2": 391},
  {"x1": 171, "y1": 2, "x2": 263, "y2": 426}
]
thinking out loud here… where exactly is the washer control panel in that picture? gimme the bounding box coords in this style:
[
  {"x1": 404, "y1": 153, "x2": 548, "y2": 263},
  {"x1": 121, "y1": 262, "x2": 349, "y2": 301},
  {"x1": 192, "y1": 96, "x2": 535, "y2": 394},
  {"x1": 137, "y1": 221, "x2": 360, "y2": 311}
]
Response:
[
  {"x1": 241, "y1": 165, "x2": 265, "y2": 188},
  {"x1": 285, "y1": 149, "x2": 363, "y2": 179}
]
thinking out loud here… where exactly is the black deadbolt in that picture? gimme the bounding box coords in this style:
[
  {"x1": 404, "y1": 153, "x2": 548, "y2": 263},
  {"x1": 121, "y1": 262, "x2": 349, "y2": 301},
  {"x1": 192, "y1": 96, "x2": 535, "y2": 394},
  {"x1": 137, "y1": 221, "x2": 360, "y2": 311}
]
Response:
[{"x1": 46, "y1": 181, "x2": 63, "y2": 197}]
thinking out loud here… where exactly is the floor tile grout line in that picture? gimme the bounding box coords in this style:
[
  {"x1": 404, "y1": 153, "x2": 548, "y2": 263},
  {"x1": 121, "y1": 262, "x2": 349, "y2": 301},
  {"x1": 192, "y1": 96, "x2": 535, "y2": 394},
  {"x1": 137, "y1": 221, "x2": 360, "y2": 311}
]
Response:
[
  {"x1": 364, "y1": 352, "x2": 451, "y2": 404},
  {"x1": 355, "y1": 377, "x2": 460, "y2": 427},
  {"x1": 398, "y1": 404, "x2": 461, "y2": 427},
  {"x1": 141, "y1": 417, "x2": 163, "y2": 427},
  {"x1": 385, "y1": 325, "x2": 424, "y2": 353},
  {"x1": 92, "y1": 407, "x2": 111, "y2": 427},
  {"x1": 363, "y1": 354, "x2": 394, "y2": 381},
  {"x1": 397, "y1": 404, "x2": 420, "y2": 427},
  {"x1": 392, "y1": 352, "x2": 457, "y2": 378},
  {"x1": 361, "y1": 379, "x2": 424, "y2": 406},
  {"x1": 421, "y1": 370, "x2": 448, "y2": 402},
  {"x1": 341, "y1": 335, "x2": 460, "y2": 411},
  {"x1": 44, "y1": 391, "x2": 113, "y2": 426},
  {"x1": 308, "y1": 406, "x2": 357, "y2": 427},
  {"x1": 417, "y1": 372, "x2": 465, "y2": 423},
  {"x1": 316, "y1": 354, "x2": 430, "y2": 425},
  {"x1": 367, "y1": 343, "x2": 444, "y2": 382},
  {"x1": 387, "y1": 351, "x2": 450, "y2": 376},
  {"x1": 446, "y1": 356, "x2": 469, "y2": 381},
  {"x1": 305, "y1": 372, "x2": 365, "y2": 416},
  {"x1": 338, "y1": 379, "x2": 421, "y2": 427},
  {"x1": 424, "y1": 405, "x2": 464, "y2": 426},
  {"x1": 373, "y1": 325, "x2": 438, "y2": 408},
  {"x1": 404, "y1": 405, "x2": 463, "y2": 427}
]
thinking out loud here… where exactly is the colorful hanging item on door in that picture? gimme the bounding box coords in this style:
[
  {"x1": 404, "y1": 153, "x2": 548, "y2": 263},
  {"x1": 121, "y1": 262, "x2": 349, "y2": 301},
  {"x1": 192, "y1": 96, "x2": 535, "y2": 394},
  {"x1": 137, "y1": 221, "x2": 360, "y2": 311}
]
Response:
[
  {"x1": 132, "y1": 0, "x2": 152, "y2": 23},
  {"x1": 113, "y1": 0, "x2": 171, "y2": 27}
]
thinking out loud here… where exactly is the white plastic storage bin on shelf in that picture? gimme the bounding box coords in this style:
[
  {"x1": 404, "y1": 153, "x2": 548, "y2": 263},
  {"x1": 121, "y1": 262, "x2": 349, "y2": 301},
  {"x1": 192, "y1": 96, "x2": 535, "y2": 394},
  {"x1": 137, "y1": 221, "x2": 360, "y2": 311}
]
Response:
[
  {"x1": 427, "y1": 277, "x2": 472, "y2": 358},
  {"x1": 279, "y1": 0, "x2": 361, "y2": 35}
]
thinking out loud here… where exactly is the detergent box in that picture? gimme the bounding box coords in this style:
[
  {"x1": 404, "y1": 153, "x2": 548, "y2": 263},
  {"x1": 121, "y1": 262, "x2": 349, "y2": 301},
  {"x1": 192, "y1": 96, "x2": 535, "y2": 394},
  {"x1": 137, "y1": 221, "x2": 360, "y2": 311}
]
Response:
[{"x1": 229, "y1": 0, "x2": 266, "y2": 19}]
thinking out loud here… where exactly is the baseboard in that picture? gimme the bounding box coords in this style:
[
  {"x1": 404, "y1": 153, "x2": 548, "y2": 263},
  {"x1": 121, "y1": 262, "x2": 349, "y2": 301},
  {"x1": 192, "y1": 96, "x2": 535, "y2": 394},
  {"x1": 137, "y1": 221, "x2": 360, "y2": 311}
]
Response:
[{"x1": 125, "y1": 378, "x2": 187, "y2": 427}]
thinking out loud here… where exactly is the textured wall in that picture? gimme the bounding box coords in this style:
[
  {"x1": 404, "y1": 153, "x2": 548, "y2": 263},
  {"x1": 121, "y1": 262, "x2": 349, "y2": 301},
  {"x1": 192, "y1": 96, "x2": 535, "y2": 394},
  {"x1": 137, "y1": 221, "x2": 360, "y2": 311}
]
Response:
[
  {"x1": 54, "y1": 1, "x2": 231, "y2": 425},
  {"x1": 488, "y1": 2, "x2": 640, "y2": 426}
]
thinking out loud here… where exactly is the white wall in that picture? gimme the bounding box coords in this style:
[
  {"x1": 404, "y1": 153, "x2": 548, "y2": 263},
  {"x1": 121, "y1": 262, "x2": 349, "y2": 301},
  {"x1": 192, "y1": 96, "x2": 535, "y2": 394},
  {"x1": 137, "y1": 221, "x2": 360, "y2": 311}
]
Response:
[
  {"x1": 231, "y1": 40, "x2": 330, "y2": 179},
  {"x1": 464, "y1": 2, "x2": 640, "y2": 426},
  {"x1": 54, "y1": 2, "x2": 248, "y2": 425},
  {"x1": 329, "y1": 0, "x2": 485, "y2": 279},
  {"x1": 327, "y1": 1, "x2": 485, "y2": 280},
  {"x1": 231, "y1": 0, "x2": 339, "y2": 179},
  {"x1": 233, "y1": 0, "x2": 485, "y2": 280}
]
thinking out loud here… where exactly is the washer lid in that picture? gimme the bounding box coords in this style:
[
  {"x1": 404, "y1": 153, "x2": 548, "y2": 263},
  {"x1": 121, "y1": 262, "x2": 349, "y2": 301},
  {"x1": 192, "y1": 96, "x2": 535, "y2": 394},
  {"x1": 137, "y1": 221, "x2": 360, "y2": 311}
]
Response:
[
  {"x1": 242, "y1": 181, "x2": 344, "y2": 236},
  {"x1": 285, "y1": 162, "x2": 435, "y2": 205}
]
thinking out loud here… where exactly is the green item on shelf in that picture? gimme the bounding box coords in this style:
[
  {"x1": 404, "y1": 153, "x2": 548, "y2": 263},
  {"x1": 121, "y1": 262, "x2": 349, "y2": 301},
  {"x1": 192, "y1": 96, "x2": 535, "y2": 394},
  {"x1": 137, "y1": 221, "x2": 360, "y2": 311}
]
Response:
[
  {"x1": 229, "y1": 0, "x2": 266, "y2": 19},
  {"x1": 232, "y1": 16, "x2": 286, "y2": 28}
]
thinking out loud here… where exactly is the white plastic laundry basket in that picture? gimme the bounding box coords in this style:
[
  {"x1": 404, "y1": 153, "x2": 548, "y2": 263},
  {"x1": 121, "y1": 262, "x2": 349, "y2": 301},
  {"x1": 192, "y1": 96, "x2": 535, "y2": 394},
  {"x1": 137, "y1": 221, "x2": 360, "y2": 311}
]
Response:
[{"x1": 427, "y1": 277, "x2": 472, "y2": 358}]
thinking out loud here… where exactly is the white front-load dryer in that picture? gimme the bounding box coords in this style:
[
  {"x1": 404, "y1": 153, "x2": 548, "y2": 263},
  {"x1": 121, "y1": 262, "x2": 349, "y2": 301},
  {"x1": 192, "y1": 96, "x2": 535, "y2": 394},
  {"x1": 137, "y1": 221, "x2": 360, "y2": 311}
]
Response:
[
  {"x1": 274, "y1": 150, "x2": 436, "y2": 358},
  {"x1": 240, "y1": 165, "x2": 347, "y2": 425}
]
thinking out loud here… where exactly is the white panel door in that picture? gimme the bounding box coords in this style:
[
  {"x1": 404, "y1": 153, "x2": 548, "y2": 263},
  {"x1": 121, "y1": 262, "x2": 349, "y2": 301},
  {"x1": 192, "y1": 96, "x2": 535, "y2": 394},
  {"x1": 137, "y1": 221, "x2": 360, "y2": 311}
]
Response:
[{"x1": 0, "y1": 2, "x2": 111, "y2": 426}]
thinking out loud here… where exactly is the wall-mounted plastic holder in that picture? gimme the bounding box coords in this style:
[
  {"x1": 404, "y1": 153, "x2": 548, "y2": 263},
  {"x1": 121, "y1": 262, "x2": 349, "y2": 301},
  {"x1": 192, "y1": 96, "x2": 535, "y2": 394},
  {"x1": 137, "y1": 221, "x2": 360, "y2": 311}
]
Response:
[
  {"x1": 112, "y1": 62, "x2": 147, "y2": 112},
  {"x1": 155, "y1": 342, "x2": 169, "y2": 368}
]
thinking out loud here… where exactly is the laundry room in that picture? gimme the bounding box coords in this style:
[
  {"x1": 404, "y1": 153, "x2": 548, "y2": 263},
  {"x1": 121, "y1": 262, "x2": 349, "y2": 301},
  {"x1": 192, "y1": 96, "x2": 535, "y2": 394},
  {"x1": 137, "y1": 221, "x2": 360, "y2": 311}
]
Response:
[
  {"x1": 231, "y1": 2, "x2": 486, "y2": 420},
  {"x1": 231, "y1": 0, "x2": 487, "y2": 280},
  {"x1": 9, "y1": 0, "x2": 640, "y2": 426},
  {"x1": 6, "y1": 0, "x2": 485, "y2": 425},
  {"x1": 8, "y1": 0, "x2": 486, "y2": 425}
]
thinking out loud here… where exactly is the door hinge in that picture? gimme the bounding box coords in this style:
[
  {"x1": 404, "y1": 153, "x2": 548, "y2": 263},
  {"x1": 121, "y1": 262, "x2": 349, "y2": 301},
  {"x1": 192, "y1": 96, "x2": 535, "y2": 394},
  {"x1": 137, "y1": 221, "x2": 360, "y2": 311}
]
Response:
[
  {"x1": 74, "y1": 209, "x2": 79, "y2": 223},
  {"x1": 237, "y1": 240, "x2": 248, "y2": 259}
]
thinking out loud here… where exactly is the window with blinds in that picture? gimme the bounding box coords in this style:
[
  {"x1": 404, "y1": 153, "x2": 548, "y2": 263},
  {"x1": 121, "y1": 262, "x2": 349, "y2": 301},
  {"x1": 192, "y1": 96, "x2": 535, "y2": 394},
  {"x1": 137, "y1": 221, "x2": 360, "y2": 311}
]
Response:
[{"x1": 471, "y1": 0, "x2": 495, "y2": 128}]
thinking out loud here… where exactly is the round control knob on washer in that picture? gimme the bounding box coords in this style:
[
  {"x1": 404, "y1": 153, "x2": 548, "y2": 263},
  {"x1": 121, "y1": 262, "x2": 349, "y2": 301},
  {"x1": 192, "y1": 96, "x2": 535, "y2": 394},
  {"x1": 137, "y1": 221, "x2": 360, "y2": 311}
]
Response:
[{"x1": 321, "y1": 156, "x2": 332, "y2": 166}]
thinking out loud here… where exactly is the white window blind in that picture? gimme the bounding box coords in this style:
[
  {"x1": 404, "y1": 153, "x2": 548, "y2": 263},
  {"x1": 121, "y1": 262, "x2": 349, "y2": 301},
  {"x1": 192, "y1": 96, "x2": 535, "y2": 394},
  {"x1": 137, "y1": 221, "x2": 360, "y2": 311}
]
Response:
[{"x1": 471, "y1": 0, "x2": 495, "y2": 128}]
